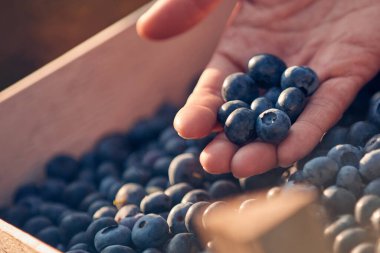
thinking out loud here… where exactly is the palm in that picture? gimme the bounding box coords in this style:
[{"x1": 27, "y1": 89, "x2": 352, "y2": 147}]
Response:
[{"x1": 141, "y1": 0, "x2": 380, "y2": 177}]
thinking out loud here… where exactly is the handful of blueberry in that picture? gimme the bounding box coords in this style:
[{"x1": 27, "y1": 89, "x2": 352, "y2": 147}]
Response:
[{"x1": 218, "y1": 53, "x2": 319, "y2": 145}]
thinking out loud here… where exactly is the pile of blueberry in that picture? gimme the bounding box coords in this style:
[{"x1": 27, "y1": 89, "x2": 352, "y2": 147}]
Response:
[
  {"x1": 218, "y1": 53, "x2": 319, "y2": 145},
  {"x1": 0, "y1": 102, "x2": 289, "y2": 253}
]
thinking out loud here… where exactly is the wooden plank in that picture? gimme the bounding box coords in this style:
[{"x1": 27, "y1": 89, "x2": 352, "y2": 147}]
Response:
[
  {"x1": 0, "y1": 1, "x2": 236, "y2": 205},
  {"x1": 0, "y1": 219, "x2": 61, "y2": 253}
]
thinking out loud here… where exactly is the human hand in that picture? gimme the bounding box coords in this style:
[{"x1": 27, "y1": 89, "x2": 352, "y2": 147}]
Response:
[{"x1": 137, "y1": 0, "x2": 380, "y2": 177}]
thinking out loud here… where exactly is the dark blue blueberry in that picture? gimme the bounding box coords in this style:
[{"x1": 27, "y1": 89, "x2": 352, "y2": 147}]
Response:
[
  {"x1": 164, "y1": 183, "x2": 194, "y2": 207},
  {"x1": 264, "y1": 87, "x2": 282, "y2": 105},
  {"x1": 77, "y1": 168, "x2": 97, "y2": 185},
  {"x1": 140, "y1": 192, "x2": 171, "y2": 214},
  {"x1": 355, "y1": 195, "x2": 380, "y2": 226},
  {"x1": 106, "y1": 182, "x2": 123, "y2": 202},
  {"x1": 67, "y1": 231, "x2": 87, "y2": 249},
  {"x1": 336, "y1": 166, "x2": 363, "y2": 198},
  {"x1": 351, "y1": 243, "x2": 375, "y2": 253},
  {"x1": 45, "y1": 154, "x2": 79, "y2": 182},
  {"x1": 146, "y1": 177, "x2": 169, "y2": 191},
  {"x1": 63, "y1": 181, "x2": 95, "y2": 208},
  {"x1": 359, "y1": 149, "x2": 380, "y2": 182},
  {"x1": 302, "y1": 156, "x2": 339, "y2": 187},
  {"x1": 3, "y1": 205, "x2": 32, "y2": 227},
  {"x1": 280, "y1": 66, "x2": 319, "y2": 96},
  {"x1": 79, "y1": 192, "x2": 105, "y2": 212},
  {"x1": 93, "y1": 206, "x2": 118, "y2": 220},
  {"x1": 250, "y1": 97, "x2": 273, "y2": 119},
  {"x1": 142, "y1": 149, "x2": 165, "y2": 168},
  {"x1": 168, "y1": 153, "x2": 205, "y2": 187},
  {"x1": 368, "y1": 94, "x2": 380, "y2": 127},
  {"x1": 101, "y1": 245, "x2": 136, "y2": 253},
  {"x1": 319, "y1": 126, "x2": 348, "y2": 150},
  {"x1": 347, "y1": 121, "x2": 379, "y2": 147},
  {"x1": 167, "y1": 202, "x2": 193, "y2": 234},
  {"x1": 322, "y1": 186, "x2": 356, "y2": 216},
  {"x1": 364, "y1": 134, "x2": 380, "y2": 153},
  {"x1": 164, "y1": 136, "x2": 189, "y2": 156},
  {"x1": 159, "y1": 127, "x2": 178, "y2": 145},
  {"x1": 126, "y1": 117, "x2": 167, "y2": 147},
  {"x1": 239, "y1": 168, "x2": 286, "y2": 191},
  {"x1": 22, "y1": 216, "x2": 52, "y2": 235},
  {"x1": 333, "y1": 228, "x2": 369, "y2": 253},
  {"x1": 88, "y1": 200, "x2": 111, "y2": 217},
  {"x1": 13, "y1": 182, "x2": 40, "y2": 203},
  {"x1": 95, "y1": 133, "x2": 130, "y2": 163},
  {"x1": 38, "y1": 203, "x2": 68, "y2": 225},
  {"x1": 208, "y1": 180, "x2": 240, "y2": 200},
  {"x1": 327, "y1": 144, "x2": 363, "y2": 168},
  {"x1": 80, "y1": 151, "x2": 101, "y2": 170},
  {"x1": 221, "y1": 73, "x2": 259, "y2": 104},
  {"x1": 364, "y1": 178, "x2": 380, "y2": 197},
  {"x1": 114, "y1": 183, "x2": 146, "y2": 209},
  {"x1": 224, "y1": 108, "x2": 257, "y2": 145},
  {"x1": 247, "y1": 54, "x2": 287, "y2": 89},
  {"x1": 66, "y1": 250, "x2": 91, "y2": 253},
  {"x1": 217, "y1": 100, "x2": 249, "y2": 125},
  {"x1": 152, "y1": 156, "x2": 172, "y2": 176},
  {"x1": 141, "y1": 249, "x2": 162, "y2": 253},
  {"x1": 115, "y1": 204, "x2": 141, "y2": 222},
  {"x1": 94, "y1": 225, "x2": 132, "y2": 252},
  {"x1": 324, "y1": 214, "x2": 356, "y2": 244},
  {"x1": 96, "y1": 162, "x2": 120, "y2": 182},
  {"x1": 275, "y1": 87, "x2": 306, "y2": 122},
  {"x1": 36, "y1": 226, "x2": 62, "y2": 247},
  {"x1": 40, "y1": 179, "x2": 66, "y2": 202},
  {"x1": 165, "y1": 233, "x2": 201, "y2": 253},
  {"x1": 256, "y1": 109, "x2": 291, "y2": 144},
  {"x1": 132, "y1": 214, "x2": 170, "y2": 249},
  {"x1": 202, "y1": 201, "x2": 228, "y2": 230},
  {"x1": 185, "y1": 201, "x2": 210, "y2": 234},
  {"x1": 123, "y1": 165, "x2": 152, "y2": 185},
  {"x1": 119, "y1": 213, "x2": 144, "y2": 230},
  {"x1": 85, "y1": 217, "x2": 117, "y2": 250},
  {"x1": 181, "y1": 189, "x2": 210, "y2": 204},
  {"x1": 99, "y1": 176, "x2": 121, "y2": 197},
  {"x1": 17, "y1": 196, "x2": 43, "y2": 217},
  {"x1": 69, "y1": 243, "x2": 91, "y2": 252},
  {"x1": 59, "y1": 212, "x2": 92, "y2": 243}
]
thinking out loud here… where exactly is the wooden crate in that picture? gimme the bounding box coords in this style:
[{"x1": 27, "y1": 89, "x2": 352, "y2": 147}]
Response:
[{"x1": 0, "y1": 1, "x2": 330, "y2": 252}]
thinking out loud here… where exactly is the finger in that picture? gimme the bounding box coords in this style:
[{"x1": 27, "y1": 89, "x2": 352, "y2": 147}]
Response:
[
  {"x1": 277, "y1": 77, "x2": 362, "y2": 167},
  {"x1": 231, "y1": 141, "x2": 277, "y2": 178},
  {"x1": 200, "y1": 133, "x2": 238, "y2": 174},
  {"x1": 137, "y1": 0, "x2": 222, "y2": 40},
  {"x1": 174, "y1": 54, "x2": 241, "y2": 139}
]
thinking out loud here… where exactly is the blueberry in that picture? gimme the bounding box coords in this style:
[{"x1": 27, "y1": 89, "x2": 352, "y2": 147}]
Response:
[
  {"x1": 85, "y1": 217, "x2": 117, "y2": 249},
  {"x1": 141, "y1": 249, "x2": 162, "y2": 253},
  {"x1": 66, "y1": 250, "x2": 91, "y2": 253},
  {"x1": 93, "y1": 206, "x2": 117, "y2": 220},
  {"x1": 94, "y1": 225, "x2": 132, "y2": 252},
  {"x1": 319, "y1": 126, "x2": 348, "y2": 150},
  {"x1": 217, "y1": 100, "x2": 249, "y2": 125},
  {"x1": 96, "y1": 162, "x2": 120, "y2": 182},
  {"x1": 165, "y1": 233, "x2": 201, "y2": 253},
  {"x1": 100, "y1": 245, "x2": 136, "y2": 253},
  {"x1": 247, "y1": 53, "x2": 287, "y2": 89},
  {"x1": 333, "y1": 227, "x2": 369, "y2": 253},
  {"x1": 221, "y1": 73, "x2": 259, "y2": 103},
  {"x1": 152, "y1": 156, "x2": 172, "y2": 176},
  {"x1": 38, "y1": 203, "x2": 68, "y2": 225},
  {"x1": 208, "y1": 180, "x2": 240, "y2": 200},
  {"x1": 351, "y1": 243, "x2": 375, "y2": 253},
  {"x1": 250, "y1": 97, "x2": 273, "y2": 120},
  {"x1": 99, "y1": 177, "x2": 121, "y2": 197},
  {"x1": 3, "y1": 205, "x2": 32, "y2": 227},
  {"x1": 181, "y1": 189, "x2": 211, "y2": 204},
  {"x1": 59, "y1": 212, "x2": 92, "y2": 242},
  {"x1": 146, "y1": 177, "x2": 169, "y2": 191},
  {"x1": 69, "y1": 243, "x2": 91, "y2": 252},
  {"x1": 368, "y1": 94, "x2": 380, "y2": 127},
  {"x1": 159, "y1": 127, "x2": 178, "y2": 145},
  {"x1": 359, "y1": 149, "x2": 380, "y2": 181},
  {"x1": 224, "y1": 108, "x2": 257, "y2": 145},
  {"x1": 140, "y1": 192, "x2": 171, "y2": 214},
  {"x1": 280, "y1": 66, "x2": 319, "y2": 96},
  {"x1": 40, "y1": 179, "x2": 66, "y2": 202},
  {"x1": 22, "y1": 216, "x2": 53, "y2": 235},
  {"x1": 167, "y1": 202, "x2": 193, "y2": 234},
  {"x1": 115, "y1": 205, "x2": 140, "y2": 222},
  {"x1": 185, "y1": 201, "x2": 210, "y2": 234},
  {"x1": 322, "y1": 186, "x2": 356, "y2": 216},
  {"x1": 164, "y1": 136, "x2": 189, "y2": 156},
  {"x1": 264, "y1": 87, "x2": 282, "y2": 105},
  {"x1": 302, "y1": 156, "x2": 339, "y2": 187},
  {"x1": 63, "y1": 181, "x2": 95, "y2": 208},
  {"x1": 202, "y1": 201, "x2": 228, "y2": 230},
  {"x1": 370, "y1": 208, "x2": 380, "y2": 234},
  {"x1": 88, "y1": 200, "x2": 111, "y2": 217},
  {"x1": 364, "y1": 178, "x2": 380, "y2": 196},
  {"x1": 275, "y1": 87, "x2": 306, "y2": 122},
  {"x1": 327, "y1": 144, "x2": 363, "y2": 168},
  {"x1": 239, "y1": 168, "x2": 285, "y2": 191},
  {"x1": 36, "y1": 226, "x2": 62, "y2": 247},
  {"x1": 107, "y1": 182, "x2": 123, "y2": 202},
  {"x1": 364, "y1": 134, "x2": 380, "y2": 153},
  {"x1": 132, "y1": 214, "x2": 170, "y2": 250},
  {"x1": 45, "y1": 154, "x2": 79, "y2": 182},
  {"x1": 168, "y1": 153, "x2": 205, "y2": 187},
  {"x1": 79, "y1": 192, "x2": 105, "y2": 212},
  {"x1": 347, "y1": 121, "x2": 379, "y2": 147},
  {"x1": 119, "y1": 213, "x2": 144, "y2": 230},
  {"x1": 164, "y1": 183, "x2": 194, "y2": 207},
  {"x1": 355, "y1": 195, "x2": 380, "y2": 226},
  {"x1": 142, "y1": 149, "x2": 165, "y2": 168},
  {"x1": 256, "y1": 109, "x2": 291, "y2": 144},
  {"x1": 336, "y1": 166, "x2": 363, "y2": 198},
  {"x1": 114, "y1": 183, "x2": 146, "y2": 209},
  {"x1": 13, "y1": 182, "x2": 40, "y2": 203},
  {"x1": 123, "y1": 165, "x2": 152, "y2": 185},
  {"x1": 17, "y1": 196, "x2": 43, "y2": 217},
  {"x1": 324, "y1": 214, "x2": 356, "y2": 244},
  {"x1": 95, "y1": 133, "x2": 130, "y2": 163},
  {"x1": 67, "y1": 231, "x2": 87, "y2": 249}
]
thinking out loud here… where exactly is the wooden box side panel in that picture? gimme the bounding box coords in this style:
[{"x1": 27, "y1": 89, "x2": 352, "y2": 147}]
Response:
[{"x1": 0, "y1": 1, "x2": 236, "y2": 205}]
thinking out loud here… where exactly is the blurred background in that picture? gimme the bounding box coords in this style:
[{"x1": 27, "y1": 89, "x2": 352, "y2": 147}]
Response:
[{"x1": 0, "y1": 0, "x2": 150, "y2": 91}]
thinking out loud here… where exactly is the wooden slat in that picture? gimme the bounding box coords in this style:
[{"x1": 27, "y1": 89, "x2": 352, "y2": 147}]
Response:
[{"x1": 0, "y1": 1, "x2": 236, "y2": 205}]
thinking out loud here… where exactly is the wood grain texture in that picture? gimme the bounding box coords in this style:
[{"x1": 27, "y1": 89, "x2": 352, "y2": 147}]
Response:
[{"x1": 0, "y1": 220, "x2": 61, "y2": 253}]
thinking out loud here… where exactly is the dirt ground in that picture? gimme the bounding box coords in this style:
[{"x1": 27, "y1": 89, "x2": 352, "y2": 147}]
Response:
[{"x1": 0, "y1": 0, "x2": 150, "y2": 91}]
